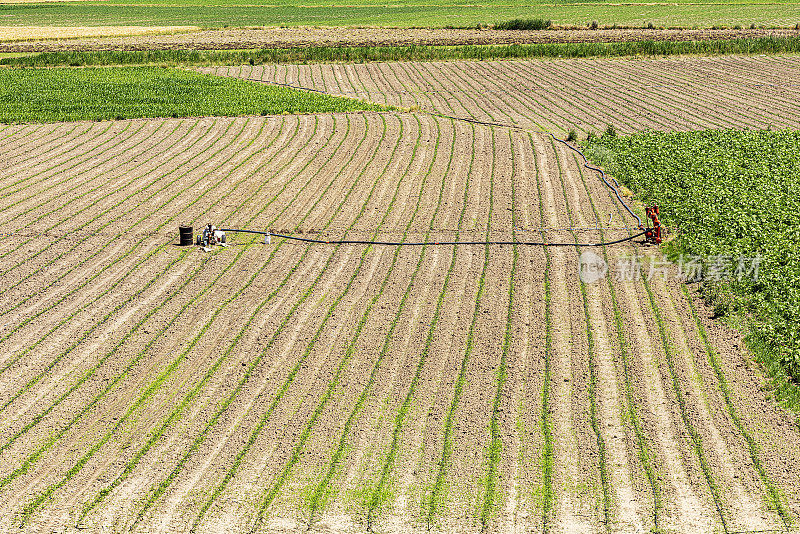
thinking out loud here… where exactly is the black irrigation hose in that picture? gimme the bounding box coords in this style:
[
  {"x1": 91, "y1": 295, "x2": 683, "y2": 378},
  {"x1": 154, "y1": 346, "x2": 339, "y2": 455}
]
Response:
[
  {"x1": 219, "y1": 135, "x2": 649, "y2": 248},
  {"x1": 220, "y1": 228, "x2": 649, "y2": 247},
  {"x1": 550, "y1": 133, "x2": 645, "y2": 228},
  {"x1": 227, "y1": 74, "x2": 647, "y2": 239}
]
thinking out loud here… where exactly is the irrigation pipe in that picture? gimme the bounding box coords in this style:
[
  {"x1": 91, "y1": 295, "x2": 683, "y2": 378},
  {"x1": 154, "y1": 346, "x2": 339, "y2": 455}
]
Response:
[
  {"x1": 210, "y1": 107, "x2": 649, "y2": 247},
  {"x1": 220, "y1": 135, "x2": 650, "y2": 247},
  {"x1": 549, "y1": 133, "x2": 644, "y2": 228},
  {"x1": 221, "y1": 228, "x2": 648, "y2": 247}
]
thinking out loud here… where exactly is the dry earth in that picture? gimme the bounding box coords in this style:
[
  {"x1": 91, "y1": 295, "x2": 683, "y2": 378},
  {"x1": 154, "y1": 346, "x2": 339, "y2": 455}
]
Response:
[
  {"x1": 1, "y1": 26, "x2": 798, "y2": 52},
  {"x1": 0, "y1": 58, "x2": 799, "y2": 534},
  {"x1": 206, "y1": 55, "x2": 800, "y2": 135}
]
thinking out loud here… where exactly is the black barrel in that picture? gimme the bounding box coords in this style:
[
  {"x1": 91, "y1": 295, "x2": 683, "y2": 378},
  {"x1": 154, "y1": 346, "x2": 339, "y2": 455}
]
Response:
[{"x1": 179, "y1": 225, "x2": 194, "y2": 246}]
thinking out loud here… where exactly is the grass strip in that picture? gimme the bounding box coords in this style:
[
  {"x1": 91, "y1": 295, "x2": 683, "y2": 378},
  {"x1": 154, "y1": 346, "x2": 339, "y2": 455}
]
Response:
[
  {"x1": 588, "y1": 133, "x2": 762, "y2": 532},
  {"x1": 0, "y1": 66, "x2": 385, "y2": 123},
  {"x1": 4, "y1": 37, "x2": 800, "y2": 68}
]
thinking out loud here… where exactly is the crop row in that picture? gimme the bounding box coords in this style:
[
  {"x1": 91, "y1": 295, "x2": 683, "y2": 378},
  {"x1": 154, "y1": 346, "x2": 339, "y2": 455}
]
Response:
[
  {"x1": 0, "y1": 118, "x2": 237, "y2": 325},
  {"x1": 1, "y1": 116, "x2": 301, "y2": 498},
  {"x1": 424, "y1": 122, "x2": 482, "y2": 529},
  {"x1": 178, "y1": 115, "x2": 430, "y2": 531},
  {"x1": 2, "y1": 116, "x2": 796, "y2": 532},
  {"x1": 77, "y1": 113, "x2": 348, "y2": 526},
  {"x1": 74, "y1": 114, "x2": 343, "y2": 523},
  {"x1": 549, "y1": 139, "x2": 611, "y2": 524},
  {"x1": 0, "y1": 118, "x2": 260, "y2": 389},
  {"x1": 226, "y1": 57, "x2": 800, "y2": 135},
  {"x1": 567, "y1": 149, "x2": 662, "y2": 528},
  {"x1": 129, "y1": 113, "x2": 387, "y2": 530},
  {"x1": 19, "y1": 114, "x2": 416, "y2": 530},
  {"x1": 0, "y1": 114, "x2": 331, "y2": 508}
]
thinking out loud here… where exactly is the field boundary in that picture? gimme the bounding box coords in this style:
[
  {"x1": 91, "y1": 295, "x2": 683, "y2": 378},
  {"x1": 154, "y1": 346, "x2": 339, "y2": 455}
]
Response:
[{"x1": 4, "y1": 36, "x2": 800, "y2": 68}]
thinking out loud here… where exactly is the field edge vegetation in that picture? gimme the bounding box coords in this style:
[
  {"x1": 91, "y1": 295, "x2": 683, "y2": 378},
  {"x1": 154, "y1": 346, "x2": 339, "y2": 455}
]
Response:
[{"x1": 3, "y1": 36, "x2": 800, "y2": 68}]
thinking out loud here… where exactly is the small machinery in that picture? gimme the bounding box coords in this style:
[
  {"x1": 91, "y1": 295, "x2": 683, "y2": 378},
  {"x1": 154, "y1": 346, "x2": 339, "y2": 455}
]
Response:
[
  {"x1": 197, "y1": 224, "x2": 227, "y2": 251},
  {"x1": 643, "y1": 206, "x2": 663, "y2": 245}
]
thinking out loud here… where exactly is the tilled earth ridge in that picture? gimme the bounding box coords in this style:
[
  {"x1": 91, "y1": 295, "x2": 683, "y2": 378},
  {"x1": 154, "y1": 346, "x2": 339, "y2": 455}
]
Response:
[
  {"x1": 0, "y1": 109, "x2": 799, "y2": 533},
  {"x1": 3, "y1": 27, "x2": 799, "y2": 52},
  {"x1": 208, "y1": 56, "x2": 800, "y2": 134}
]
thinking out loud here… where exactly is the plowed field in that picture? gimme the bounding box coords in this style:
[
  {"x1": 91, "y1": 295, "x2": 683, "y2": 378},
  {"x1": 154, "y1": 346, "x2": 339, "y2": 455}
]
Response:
[
  {"x1": 1, "y1": 58, "x2": 800, "y2": 533},
  {"x1": 205, "y1": 56, "x2": 800, "y2": 135}
]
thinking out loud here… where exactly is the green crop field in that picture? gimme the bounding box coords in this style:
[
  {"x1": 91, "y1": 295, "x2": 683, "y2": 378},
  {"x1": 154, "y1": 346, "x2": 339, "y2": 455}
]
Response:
[
  {"x1": 588, "y1": 129, "x2": 800, "y2": 403},
  {"x1": 3, "y1": 1, "x2": 800, "y2": 29},
  {"x1": 0, "y1": 66, "x2": 384, "y2": 123}
]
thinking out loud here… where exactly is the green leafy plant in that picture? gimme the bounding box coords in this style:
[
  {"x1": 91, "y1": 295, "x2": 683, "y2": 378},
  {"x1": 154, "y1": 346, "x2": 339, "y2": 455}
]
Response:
[
  {"x1": 0, "y1": 67, "x2": 385, "y2": 123},
  {"x1": 589, "y1": 129, "x2": 800, "y2": 385},
  {"x1": 495, "y1": 18, "x2": 552, "y2": 30},
  {"x1": 5, "y1": 37, "x2": 800, "y2": 69}
]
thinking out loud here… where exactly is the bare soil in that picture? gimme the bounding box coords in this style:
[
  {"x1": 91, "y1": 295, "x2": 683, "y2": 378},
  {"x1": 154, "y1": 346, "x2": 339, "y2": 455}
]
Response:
[
  {"x1": 1, "y1": 58, "x2": 799, "y2": 533},
  {"x1": 213, "y1": 56, "x2": 800, "y2": 134}
]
